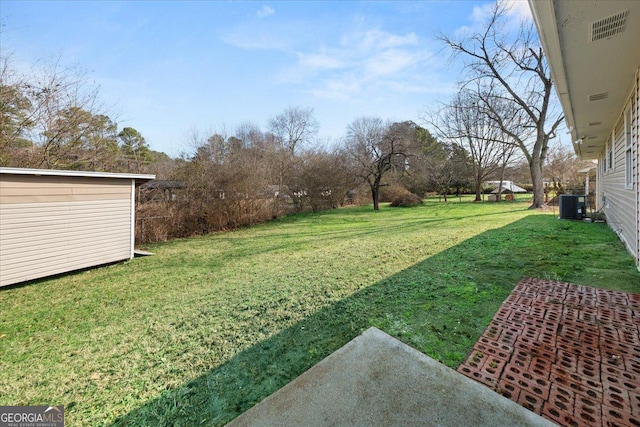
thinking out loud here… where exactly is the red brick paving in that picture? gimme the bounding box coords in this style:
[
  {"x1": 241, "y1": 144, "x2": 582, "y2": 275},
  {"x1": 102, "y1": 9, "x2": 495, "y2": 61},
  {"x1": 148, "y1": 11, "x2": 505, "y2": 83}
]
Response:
[{"x1": 457, "y1": 278, "x2": 640, "y2": 427}]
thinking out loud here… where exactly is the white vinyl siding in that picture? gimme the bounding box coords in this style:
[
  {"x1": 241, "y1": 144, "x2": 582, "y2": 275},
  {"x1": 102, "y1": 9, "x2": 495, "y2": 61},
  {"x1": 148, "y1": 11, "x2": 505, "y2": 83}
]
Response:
[
  {"x1": 598, "y1": 72, "x2": 639, "y2": 267},
  {"x1": 635, "y1": 71, "x2": 640, "y2": 268},
  {"x1": 0, "y1": 172, "x2": 144, "y2": 287},
  {"x1": 625, "y1": 104, "x2": 633, "y2": 189}
]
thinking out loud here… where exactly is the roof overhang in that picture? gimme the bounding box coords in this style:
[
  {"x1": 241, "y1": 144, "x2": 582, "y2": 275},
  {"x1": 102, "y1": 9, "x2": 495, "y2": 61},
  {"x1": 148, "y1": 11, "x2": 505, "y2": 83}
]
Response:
[
  {"x1": 529, "y1": 0, "x2": 640, "y2": 160},
  {"x1": 0, "y1": 167, "x2": 155, "y2": 185}
]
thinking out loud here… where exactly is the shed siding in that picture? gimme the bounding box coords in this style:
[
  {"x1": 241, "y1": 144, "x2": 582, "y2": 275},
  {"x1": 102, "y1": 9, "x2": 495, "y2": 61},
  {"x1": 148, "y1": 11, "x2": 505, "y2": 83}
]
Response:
[
  {"x1": 597, "y1": 72, "x2": 639, "y2": 267},
  {"x1": 0, "y1": 175, "x2": 133, "y2": 287},
  {"x1": 0, "y1": 175, "x2": 129, "y2": 204}
]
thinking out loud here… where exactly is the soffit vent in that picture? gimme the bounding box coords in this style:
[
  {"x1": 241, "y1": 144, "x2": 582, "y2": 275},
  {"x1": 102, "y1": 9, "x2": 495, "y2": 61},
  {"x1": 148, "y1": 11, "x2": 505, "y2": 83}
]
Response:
[
  {"x1": 591, "y1": 10, "x2": 628, "y2": 41},
  {"x1": 588, "y1": 121, "x2": 602, "y2": 127},
  {"x1": 589, "y1": 92, "x2": 609, "y2": 102}
]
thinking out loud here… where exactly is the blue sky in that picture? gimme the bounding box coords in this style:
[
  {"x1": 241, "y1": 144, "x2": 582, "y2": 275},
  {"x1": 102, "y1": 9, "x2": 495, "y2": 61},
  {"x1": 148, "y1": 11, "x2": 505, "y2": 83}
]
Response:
[{"x1": 1, "y1": 1, "x2": 532, "y2": 157}]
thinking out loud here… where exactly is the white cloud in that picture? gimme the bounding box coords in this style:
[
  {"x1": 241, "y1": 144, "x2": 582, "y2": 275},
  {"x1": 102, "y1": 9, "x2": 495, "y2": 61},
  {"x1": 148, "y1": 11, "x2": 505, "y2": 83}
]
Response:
[
  {"x1": 257, "y1": 5, "x2": 275, "y2": 18},
  {"x1": 308, "y1": 76, "x2": 363, "y2": 101},
  {"x1": 282, "y1": 27, "x2": 437, "y2": 102},
  {"x1": 297, "y1": 52, "x2": 343, "y2": 70},
  {"x1": 470, "y1": 2, "x2": 494, "y2": 25},
  {"x1": 364, "y1": 49, "x2": 420, "y2": 78},
  {"x1": 341, "y1": 28, "x2": 419, "y2": 52},
  {"x1": 453, "y1": 0, "x2": 532, "y2": 40},
  {"x1": 468, "y1": 0, "x2": 531, "y2": 28},
  {"x1": 359, "y1": 29, "x2": 418, "y2": 50},
  {"x1": 223, "y1": 17, "x2": 441, "y2": 104},
  {"x1": 222, "y1": 27, "x2": 289, "y2": 50},
  {"x1": 504, "y1": 0, "x2": 533, "y2": 21}
]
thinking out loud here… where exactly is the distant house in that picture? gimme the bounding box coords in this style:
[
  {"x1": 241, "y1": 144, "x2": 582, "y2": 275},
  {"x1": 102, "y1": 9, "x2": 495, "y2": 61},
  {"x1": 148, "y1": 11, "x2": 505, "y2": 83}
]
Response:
[
  {"x1": 486, "y1": 181, "x2": 528, "y2": 194},
  {"x1": 529, "y1": 0, "x2": 640, "y2": 268},
  {"x1": 0, "y1": 168, "x2": 154, "y2": 287},
  {"x1": 139, "y1": 180, "x2": 185, "y2": 202}
]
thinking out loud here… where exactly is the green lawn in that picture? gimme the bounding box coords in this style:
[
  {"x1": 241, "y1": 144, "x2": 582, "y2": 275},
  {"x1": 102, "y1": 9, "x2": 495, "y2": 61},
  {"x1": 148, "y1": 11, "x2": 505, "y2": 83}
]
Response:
[{"x1": 1, "y1": 199, "x2": 638, "y2": 426}]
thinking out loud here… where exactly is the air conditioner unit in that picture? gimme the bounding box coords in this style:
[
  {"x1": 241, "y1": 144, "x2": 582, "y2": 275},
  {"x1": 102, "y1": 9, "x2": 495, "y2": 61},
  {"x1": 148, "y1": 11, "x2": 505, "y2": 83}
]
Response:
[{"x1": 559, "y1": 195, "x2": 586, "y2": 220}]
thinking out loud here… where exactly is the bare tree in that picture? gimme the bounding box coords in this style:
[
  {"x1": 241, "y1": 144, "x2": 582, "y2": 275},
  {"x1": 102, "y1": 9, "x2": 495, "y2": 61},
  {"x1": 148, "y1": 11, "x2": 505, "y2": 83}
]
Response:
[
  {"x1": 32, "y1": 65, "x2": 108, "y2": 168},
  {"x1": 0, "y1": 54, "x2": 117, "y2": 169},
  {"x1": 268, "y1": 106, "x2": 319, "y2": 155},
  {"x1": 544, "y1": 144, "x2": 592, "y2": 198},
  {"x1": 424, "y1": 141, "x2": 470, "y2": 202},
  {"x1": 296, "y1": 146, "x2": 359, "y2": 212},
  {"x1": 267, "y1": 106, "x2": 319, "y2": 214},
  {"x1": 387, "y1": 122, "x2": 446, "y2": 197},
  {"x1": 346, "y1": 117, "x2": 413, "y2": 211},
  {"x1": 236, "y1": 122, "x2": 269, "y2": 153},
  {"x1": 428, "y1": 90, "x2": 510, "y2": 201},
  {"x1": 440, "y1": 1, "x2": 564, "y2": 208},
  {"x1": 0, "y1": 54, "x2": 35, "y2": 166},
  {"x1": 175, "y1": 129, "x2": 275, "y2": 234}
]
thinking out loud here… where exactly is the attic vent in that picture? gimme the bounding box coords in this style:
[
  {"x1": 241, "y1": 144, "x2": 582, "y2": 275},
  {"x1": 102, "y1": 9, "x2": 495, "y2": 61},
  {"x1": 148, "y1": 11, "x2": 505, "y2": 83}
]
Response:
[
  {"x1": 591, "y1": 10, "x2": 628, "y2": 41},
  {"x1": 588, "y1": 121, "x2": 602, "y2": 126},
  {"x1": 586, "y1": 136, "x2": 598, "y2": 140},
  {"x1": 589, "y1": 92, "x2": 609, "y2": 102}
]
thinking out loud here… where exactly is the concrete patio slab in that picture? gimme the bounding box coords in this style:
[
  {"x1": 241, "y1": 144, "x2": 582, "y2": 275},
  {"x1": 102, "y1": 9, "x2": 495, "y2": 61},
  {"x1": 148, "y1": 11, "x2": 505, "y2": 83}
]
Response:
[{"x1": 227, "y1": 327, "x2": 556, "y2": 427}]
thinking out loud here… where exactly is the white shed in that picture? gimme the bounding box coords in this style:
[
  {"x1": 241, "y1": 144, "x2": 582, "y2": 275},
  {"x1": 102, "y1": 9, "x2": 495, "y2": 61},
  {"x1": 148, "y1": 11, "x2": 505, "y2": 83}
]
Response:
[
  {"x1": 0, "y1": 168, "x2": 155, "y2": 287},
  {"x1": 490, "y1": 182, "x2": 528, "y2": 194}
]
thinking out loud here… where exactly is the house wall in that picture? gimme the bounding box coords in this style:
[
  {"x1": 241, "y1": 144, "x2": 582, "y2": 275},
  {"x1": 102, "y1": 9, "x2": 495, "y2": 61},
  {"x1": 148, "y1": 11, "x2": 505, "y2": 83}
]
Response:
[
  {"x1": 635, "y1": 71, "x2": 640, "y2": 268},
  {"x1": 597, "y1": 70, "x2": 639, "y2": 267},
  {"x1": 0, "y1": 174, "x2": 134, "y2": 287}
]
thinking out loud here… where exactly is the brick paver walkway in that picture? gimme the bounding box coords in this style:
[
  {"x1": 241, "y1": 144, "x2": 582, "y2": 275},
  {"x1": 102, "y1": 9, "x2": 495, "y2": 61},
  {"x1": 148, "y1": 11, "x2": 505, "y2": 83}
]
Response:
[{"x1": 458, "y1": 278, "x2": 640, "y2": 427}]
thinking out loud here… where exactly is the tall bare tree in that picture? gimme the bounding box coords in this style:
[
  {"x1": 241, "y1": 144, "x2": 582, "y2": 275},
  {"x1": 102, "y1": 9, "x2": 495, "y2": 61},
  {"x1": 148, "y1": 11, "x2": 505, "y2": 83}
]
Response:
[
  {"x1": 268, "y1": 106, "x2": 319, "y2": 155},
  {"x1": 267, "y1": 106, "x2": 319, "y2": 215},
  {"x1": 440, "y1": 1, "x2": 564, "y2": 208}
]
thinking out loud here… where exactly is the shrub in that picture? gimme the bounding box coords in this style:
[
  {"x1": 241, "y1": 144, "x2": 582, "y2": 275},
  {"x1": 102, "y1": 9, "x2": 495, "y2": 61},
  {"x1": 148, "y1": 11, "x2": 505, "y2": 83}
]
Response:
[
  {"x1": 379, "y1": 183, "x2": 410, "y2": 202},
  {"x1": 390, "y1": 192, "x2": 424, "y2": 207},
  {"x1": 518, "y1": 183, "x2": 534, "y2": 192},
  {"x1": 483, "y1": 186, "x2": 496, "y2": 194}
]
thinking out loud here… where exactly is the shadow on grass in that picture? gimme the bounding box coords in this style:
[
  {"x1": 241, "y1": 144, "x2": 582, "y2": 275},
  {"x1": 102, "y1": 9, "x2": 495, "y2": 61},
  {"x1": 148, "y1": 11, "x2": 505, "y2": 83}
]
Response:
[
  {"x1": 109, "y1": 215, "x2": 639, "y2": 427},
  {"x1": 188, "y1": 204, "x2": 530, "y2": 263}
]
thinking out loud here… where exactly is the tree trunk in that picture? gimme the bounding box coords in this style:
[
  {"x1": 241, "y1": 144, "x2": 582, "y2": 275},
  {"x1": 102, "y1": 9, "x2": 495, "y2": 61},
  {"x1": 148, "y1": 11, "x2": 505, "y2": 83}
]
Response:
[
  {"x1": 471, "y1": 162, "x2": 483, "y2": 202},
  {"x1": 496, "y1": 176, "x2": 504, "y2": 203},
  {"x1": 371, "y1": 186, "x2": 380, "y2": 211},
  {"x1": 529, "y1": 157, "x2": 546, "y2": 209}
]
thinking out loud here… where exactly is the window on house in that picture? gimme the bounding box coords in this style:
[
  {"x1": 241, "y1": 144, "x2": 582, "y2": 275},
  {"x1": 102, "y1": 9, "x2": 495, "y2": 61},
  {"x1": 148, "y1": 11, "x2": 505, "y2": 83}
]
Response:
[
  {"x1": 625, "y1": 103, "x2": 633, "y2": 188},
  {"x1": 609, "y1": 134, "x2": 615, "y2": 171},
  {"x1": 604, "y1": 141, "x2": 609, "y2": 173}
]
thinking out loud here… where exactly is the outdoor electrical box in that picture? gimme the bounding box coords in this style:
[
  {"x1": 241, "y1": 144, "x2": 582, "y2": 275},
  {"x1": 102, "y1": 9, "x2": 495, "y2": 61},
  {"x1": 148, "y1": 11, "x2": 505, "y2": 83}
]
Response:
[{"x1": 559, "y1": 195, "x2": 586, "y2": 220}]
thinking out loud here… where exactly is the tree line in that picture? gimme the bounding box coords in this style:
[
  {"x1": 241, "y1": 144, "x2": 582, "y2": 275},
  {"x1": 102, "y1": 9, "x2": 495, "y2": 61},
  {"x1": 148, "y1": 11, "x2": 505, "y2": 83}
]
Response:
[
  {"x1": 0, "y1": 57, "x2": 168, "y2": 172},
  {"x1": 145, "y1": 109, "x2": 478, "y2": 242},
  {"x1": 0, "y1": 53, "x2": 482, "y2": 242},
  {"x1": 2, "y1": 1, "x2": 594, "y2": 243}
]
